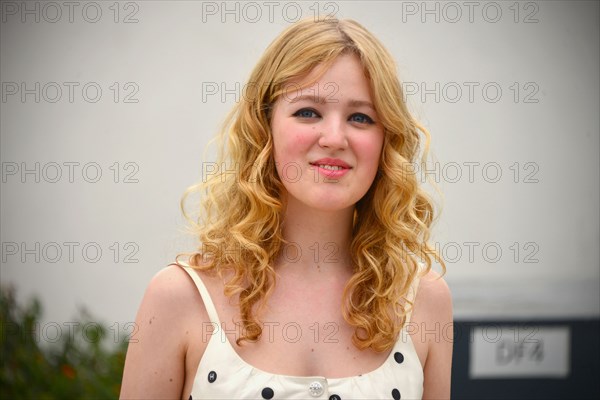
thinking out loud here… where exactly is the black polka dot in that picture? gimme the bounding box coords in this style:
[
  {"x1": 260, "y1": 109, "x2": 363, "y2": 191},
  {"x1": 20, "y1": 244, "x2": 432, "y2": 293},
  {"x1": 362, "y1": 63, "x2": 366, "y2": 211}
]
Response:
[
  {"x1": 329, "y1": 395, "x2": 342, "y2": 400},
  {"x1": 392, "y1": 388, "x2": 401, "y2": 400},
  {"x1": 262, "y1": 387, "x2": 274, "y2": 399},
  {"x1": 394, "y1": 351, "x2": 404, "y2": 364},
  {"x1": 207, "y1": 371, "x2": 217, "y2": 383}
]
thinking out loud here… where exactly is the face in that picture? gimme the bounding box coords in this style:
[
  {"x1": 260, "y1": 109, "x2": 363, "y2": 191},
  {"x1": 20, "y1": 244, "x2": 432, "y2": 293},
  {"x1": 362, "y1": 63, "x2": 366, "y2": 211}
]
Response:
[{"x1": 270, "y1": 53, "x2": 385, "y2": 212}]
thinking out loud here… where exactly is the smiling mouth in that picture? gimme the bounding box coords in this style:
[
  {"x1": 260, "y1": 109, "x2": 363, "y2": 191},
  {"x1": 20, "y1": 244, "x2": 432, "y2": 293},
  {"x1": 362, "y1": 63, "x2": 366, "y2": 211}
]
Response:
[
  {"x1": 315, "y1": 164, "x2": 346, "y2": 171},
  {"x1": 309, "y1": 162, "x2": 352, "y2": 179}
]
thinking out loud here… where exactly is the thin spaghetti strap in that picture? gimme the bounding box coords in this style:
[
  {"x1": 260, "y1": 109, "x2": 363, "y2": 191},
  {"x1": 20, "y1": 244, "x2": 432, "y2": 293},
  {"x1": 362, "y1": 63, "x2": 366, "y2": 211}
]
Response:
[{"x1": 173, "y1": 263, "x2": 221, "y2": 325}]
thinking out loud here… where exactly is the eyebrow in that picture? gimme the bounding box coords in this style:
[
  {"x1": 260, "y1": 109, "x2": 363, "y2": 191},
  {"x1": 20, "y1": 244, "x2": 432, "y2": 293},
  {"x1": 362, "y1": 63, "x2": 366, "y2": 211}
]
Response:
[{"x1": 288, "y1": 94, "x2": 375, "y2": 111}]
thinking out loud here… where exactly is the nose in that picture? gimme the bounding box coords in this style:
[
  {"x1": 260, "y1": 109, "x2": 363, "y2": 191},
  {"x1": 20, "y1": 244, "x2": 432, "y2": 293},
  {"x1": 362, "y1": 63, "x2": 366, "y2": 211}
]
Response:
[{"x1": 318, "y1": 119, "x2": 348, "y2": 150}]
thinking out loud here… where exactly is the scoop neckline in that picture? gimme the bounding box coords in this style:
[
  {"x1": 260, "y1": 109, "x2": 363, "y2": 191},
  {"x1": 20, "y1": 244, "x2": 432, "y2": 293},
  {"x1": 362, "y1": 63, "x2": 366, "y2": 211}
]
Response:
[
  {"x1": 212, "y1": 322, "x2": 416, "y2": 382},
  {"x1": 185, "y1": 262, "x2": 424, "y2": 382}
]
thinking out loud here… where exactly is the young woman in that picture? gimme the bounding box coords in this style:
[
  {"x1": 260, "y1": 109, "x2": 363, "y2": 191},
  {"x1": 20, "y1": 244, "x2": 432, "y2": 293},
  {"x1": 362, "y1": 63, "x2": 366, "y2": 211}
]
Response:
[{"x1": 121, "y1": 18, "x2": 452, "y2": 400}]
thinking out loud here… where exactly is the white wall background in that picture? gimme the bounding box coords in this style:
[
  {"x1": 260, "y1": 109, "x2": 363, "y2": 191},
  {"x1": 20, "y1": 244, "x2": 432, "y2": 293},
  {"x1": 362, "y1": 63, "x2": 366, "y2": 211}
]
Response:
[{"x1": 1, "y1": 1, "x2": 598, "y2": 343}]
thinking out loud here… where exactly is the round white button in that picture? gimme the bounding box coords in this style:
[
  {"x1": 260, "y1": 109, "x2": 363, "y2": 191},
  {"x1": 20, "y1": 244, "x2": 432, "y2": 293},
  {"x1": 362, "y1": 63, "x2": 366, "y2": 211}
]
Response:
[{"x1": 308, "y1": 381, "x2": 324, "y2": 397}]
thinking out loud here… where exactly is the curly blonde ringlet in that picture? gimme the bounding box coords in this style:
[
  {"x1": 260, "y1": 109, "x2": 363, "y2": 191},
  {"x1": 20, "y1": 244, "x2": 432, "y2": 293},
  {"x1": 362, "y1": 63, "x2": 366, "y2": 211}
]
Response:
[{"x1": 178, "y1": 18, "x2": 446, "y2": 352}]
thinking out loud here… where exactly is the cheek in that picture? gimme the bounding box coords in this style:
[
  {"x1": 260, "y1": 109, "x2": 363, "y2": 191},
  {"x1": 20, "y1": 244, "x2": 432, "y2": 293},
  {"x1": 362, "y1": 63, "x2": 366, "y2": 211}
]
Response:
[
  {"x1": 272, "y1": 121, "x2": 317, "y2": 162},
  {"x1": 354, "y1": 134, "x2": 384, "y2": 168},
  {"x1": 271, "y1": 119, "x2": 319, "y2": 186}
]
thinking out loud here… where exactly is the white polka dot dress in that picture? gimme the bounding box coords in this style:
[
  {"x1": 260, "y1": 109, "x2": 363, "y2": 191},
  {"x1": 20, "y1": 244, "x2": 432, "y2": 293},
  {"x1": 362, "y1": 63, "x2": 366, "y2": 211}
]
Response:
[{"x1": 179, "y1": 264, "x2": 424, "y2": 400}]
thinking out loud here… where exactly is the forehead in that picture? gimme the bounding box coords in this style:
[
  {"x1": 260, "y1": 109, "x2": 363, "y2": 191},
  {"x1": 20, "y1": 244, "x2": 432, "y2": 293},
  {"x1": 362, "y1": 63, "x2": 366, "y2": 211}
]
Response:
[{"x1": 278, "y1": 53, "x2": 374, "y2": 105}]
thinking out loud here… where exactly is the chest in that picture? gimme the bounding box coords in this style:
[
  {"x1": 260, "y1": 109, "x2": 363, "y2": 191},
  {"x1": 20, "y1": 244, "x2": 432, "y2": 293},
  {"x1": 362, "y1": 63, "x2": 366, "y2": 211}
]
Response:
[
  {"x1": 184, "y1": 272, "x2": 427, "y2": 390},
  {"x1": 183, "y1": 288, "x2": 426, "y2": 400},
  {"x1": 208, "y1": 278, "x2": 414, "y2": 378},
  {"x1": 181, "y1": 267, "x2": 428, "y2": 400}
]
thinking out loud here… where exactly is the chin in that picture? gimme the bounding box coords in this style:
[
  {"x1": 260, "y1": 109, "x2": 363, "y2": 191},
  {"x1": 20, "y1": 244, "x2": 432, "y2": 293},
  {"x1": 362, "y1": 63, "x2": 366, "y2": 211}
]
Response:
[
  {"x1": 306, "y1": 196, "x2": 357, "y2": 212},
  {"x1": 284, "y1": 188, "x2": 363, "y2": 213}
]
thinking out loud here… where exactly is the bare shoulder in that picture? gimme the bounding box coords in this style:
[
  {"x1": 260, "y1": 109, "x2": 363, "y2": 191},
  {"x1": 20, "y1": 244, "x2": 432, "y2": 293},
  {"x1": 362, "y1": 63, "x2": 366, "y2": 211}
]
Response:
[
  {"x1": 147, "y1": 264, "x2": 207, "y2": 307},
  {"x1": 413, "y1": 268, "x2": 453, "y2": 400},
  {"x1": 415, "y1": 268, "x2": 453, "y2": 322},
  {"x1": 140, "y1": 263, "x2": 214, "y2": 350},
  {"x1": 136, "y1": 264, "x2": 210, "y2": 327},
  {"x1": 119, "y1": 264, "x2": 208, "y2": 399}
]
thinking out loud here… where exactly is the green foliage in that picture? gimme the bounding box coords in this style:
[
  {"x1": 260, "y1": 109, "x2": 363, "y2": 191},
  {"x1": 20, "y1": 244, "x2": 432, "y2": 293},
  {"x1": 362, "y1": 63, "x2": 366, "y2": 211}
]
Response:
[{"x1": 0, "y1": 285, "x2": 129, "y2": 399}]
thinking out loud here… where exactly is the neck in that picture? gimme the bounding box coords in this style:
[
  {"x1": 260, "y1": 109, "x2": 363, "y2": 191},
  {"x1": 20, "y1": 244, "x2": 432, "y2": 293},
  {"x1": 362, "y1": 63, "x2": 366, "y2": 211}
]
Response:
[{"x1": 276, "y1": 196, "x2": 355, "y2": 277}]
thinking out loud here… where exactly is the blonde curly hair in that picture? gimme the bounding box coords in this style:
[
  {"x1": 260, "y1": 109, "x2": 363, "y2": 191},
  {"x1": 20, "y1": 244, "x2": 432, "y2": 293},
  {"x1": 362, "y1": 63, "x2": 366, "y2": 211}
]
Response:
[{"x1": 178, "y1": 17, "x2": 445, "y2": 352}]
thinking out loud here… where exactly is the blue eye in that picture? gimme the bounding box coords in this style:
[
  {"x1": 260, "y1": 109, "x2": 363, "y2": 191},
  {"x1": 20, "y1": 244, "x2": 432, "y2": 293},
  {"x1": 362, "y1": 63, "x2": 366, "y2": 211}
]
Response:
[
  {"x1": 350, "y1": 113, "x2": 375, "y2": 124},
  {"x1": 293, "y1": 108, "x2": 319, "y2": 119}
]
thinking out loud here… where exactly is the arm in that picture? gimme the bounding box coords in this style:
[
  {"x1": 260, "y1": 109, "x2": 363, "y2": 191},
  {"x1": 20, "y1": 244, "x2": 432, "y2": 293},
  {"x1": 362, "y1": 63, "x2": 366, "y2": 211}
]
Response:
[
  {"x1": 120, "y1": 265, "x2": 201, "y2": 400},
  {"x1": 420, "y1": 271, "x2": 454, "y2": 400}
]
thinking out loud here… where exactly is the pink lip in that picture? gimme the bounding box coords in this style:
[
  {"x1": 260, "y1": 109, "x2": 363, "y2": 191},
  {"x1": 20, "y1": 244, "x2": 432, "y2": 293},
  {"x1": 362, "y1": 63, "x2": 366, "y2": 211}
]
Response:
[
  {"x1": 311, "y1": 158, "x2": 351, "y2": 168},
  {"x1": 310, "y1": 158, "x2": 352, "y2": 179}
]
